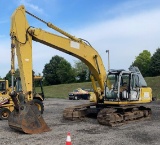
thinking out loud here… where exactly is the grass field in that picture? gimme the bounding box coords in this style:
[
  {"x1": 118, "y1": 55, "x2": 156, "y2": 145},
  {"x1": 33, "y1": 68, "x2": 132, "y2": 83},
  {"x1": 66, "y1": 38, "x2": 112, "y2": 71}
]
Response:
[
  {"x1": 40, "y1": 82, "x2": 93, "y2": 99},
  {"x1": 37, "y1": 76, "x2": 160, "y2": 99},
  {"x1": 145, "y1": 76, "x2": 160, "y2": 98}
]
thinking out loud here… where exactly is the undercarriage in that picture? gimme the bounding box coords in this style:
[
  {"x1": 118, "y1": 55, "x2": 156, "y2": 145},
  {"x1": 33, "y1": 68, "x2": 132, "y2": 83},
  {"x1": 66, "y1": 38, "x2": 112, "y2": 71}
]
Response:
[{"x1": 63, "y1": 103, "x2": 151, "y2": 126}]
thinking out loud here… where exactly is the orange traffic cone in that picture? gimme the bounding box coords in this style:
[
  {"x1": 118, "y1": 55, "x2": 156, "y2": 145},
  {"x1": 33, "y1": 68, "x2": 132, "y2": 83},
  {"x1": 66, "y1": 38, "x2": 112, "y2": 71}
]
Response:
[{"x1": 66, "y1": 132, "x2": 72, "y2": 145}]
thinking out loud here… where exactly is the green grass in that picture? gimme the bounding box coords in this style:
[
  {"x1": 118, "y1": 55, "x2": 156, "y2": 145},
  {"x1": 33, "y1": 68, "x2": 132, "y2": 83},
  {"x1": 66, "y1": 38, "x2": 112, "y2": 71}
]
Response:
[
  {"x1": 36, "y1": 82, "x2": 93, "y2": 99},
  {"x1": 145, "y1": 76, "x2": 160, "y2": 98},
  {"x1": 36, "y1": 76, "x2": 160, "y2": 99}
]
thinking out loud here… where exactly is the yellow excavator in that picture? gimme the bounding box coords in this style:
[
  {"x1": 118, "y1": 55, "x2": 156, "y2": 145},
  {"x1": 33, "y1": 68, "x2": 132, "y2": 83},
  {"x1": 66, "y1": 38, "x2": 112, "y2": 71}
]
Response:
[{"x1": 8, "y1": 5, "x2": 152, "y2": 134}]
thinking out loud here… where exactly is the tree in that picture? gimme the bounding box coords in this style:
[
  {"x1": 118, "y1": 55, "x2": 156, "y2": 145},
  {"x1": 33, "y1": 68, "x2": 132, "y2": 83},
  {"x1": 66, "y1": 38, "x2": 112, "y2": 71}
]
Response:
[
  {"x1": 149, "y1": 48, "x2": 160, "y2": 76},
  {"x1": 132, "y1": 50, "x2": 151, "y2": 77},
  {"x1": 74, "y1": 60, "x2": 90, "y2": 82},
  {"x1": 42, "y1": 55, "x2": 75, "y2": 85}
]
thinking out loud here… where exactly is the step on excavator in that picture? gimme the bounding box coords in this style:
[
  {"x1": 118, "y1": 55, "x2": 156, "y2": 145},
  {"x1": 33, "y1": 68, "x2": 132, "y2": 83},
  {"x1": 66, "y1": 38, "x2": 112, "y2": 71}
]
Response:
[{"x1": 8, "y1": 5, "x2": 152, "y2": 134}]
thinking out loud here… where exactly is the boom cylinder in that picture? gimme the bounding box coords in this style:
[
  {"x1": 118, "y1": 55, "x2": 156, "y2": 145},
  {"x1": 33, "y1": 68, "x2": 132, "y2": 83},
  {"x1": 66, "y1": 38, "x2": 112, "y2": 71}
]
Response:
[{"x1": 25, "y1": 10, "x2": 81, "y2": 43}]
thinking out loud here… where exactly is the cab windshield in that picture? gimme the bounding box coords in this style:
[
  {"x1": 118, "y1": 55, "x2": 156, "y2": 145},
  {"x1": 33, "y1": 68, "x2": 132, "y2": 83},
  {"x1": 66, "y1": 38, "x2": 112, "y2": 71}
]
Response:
[
  {"x1": 105, "y1": 72, "x2": 130, "y2": 100},
  {"x1": 107, "y1": 74, "x2": 119, "y2": 90}
]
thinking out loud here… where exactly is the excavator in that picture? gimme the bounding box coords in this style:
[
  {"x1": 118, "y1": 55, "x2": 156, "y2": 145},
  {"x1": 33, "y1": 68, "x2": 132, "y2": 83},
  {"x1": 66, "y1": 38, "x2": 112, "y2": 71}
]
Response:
[{"x1": 8, "y1": 5, "x2": 152, "y2": 134}]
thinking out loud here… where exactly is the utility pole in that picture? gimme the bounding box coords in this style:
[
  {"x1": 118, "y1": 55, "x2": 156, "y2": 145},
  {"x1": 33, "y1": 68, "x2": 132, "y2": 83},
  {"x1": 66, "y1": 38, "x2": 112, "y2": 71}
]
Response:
[{"x1": 106, "y1": 50, "x2": 110, "y2": 70}]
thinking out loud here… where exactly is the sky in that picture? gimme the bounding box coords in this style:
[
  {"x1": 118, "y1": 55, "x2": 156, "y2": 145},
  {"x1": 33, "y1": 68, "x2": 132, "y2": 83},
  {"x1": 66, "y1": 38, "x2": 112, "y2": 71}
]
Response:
[{"x1": 0, "y1": 0, "x2": 160, "y2": 78}]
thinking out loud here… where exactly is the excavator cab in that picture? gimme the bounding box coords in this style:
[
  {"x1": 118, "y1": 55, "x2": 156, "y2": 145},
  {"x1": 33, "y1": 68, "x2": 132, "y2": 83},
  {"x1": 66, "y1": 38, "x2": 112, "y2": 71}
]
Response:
[
  {"x1": 105, "y1": 69, "x2": 134, "y2": 101},
  {"x1": 104, "y1": 67, "x2": 152, "y2": 103}
]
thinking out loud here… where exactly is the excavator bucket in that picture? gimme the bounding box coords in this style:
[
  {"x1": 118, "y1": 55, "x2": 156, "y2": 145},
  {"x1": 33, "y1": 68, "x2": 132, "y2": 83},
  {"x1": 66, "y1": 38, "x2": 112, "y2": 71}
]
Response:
[{"x1": 8, "y1": 101, "x2": 51, "y2": 134}]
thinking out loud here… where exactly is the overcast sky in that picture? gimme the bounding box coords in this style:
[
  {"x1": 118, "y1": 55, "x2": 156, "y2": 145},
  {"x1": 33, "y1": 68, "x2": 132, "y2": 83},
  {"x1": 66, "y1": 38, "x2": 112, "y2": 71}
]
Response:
[{"x1": 0, "y1": 0, "x2": 160, "y2": 78}]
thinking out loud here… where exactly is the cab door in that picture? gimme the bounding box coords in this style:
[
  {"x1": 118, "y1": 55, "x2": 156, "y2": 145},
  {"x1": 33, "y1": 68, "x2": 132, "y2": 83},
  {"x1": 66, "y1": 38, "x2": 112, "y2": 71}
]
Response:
[{"x1": 130, "y1": 73, "x2": 140, "y2": 101}]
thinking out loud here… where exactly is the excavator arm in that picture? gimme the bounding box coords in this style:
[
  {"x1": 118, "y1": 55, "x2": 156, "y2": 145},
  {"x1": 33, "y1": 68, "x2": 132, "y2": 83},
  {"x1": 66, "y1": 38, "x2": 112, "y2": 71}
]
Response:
[
  {"x1": 10, "y1": 6, "x2": 32, "y2": 101},
  {"x1": 10, "y1": 5, "x2": 107, "y2": 102}
]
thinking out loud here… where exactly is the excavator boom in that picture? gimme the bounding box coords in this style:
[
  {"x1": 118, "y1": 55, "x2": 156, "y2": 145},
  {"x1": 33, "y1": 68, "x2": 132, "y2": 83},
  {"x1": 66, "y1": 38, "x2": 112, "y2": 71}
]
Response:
[
  {"x1": 10, "y1": 5, "x2": 107, "y2": 101},
  {"x1": 9, "y1": 5, "x2": 107, "y2": 134},
  {"x1": 9, "y1": 6, "x2": 52, "y2": 134}
]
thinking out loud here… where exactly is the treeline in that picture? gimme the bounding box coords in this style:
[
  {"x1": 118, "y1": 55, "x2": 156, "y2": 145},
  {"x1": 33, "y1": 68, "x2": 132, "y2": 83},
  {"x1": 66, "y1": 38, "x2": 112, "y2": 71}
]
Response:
[
  {"x1": 132, "y1": 48, "x2": 160, "y2": 77},
  {"x1": 3, "y1": 48, "x2": 160, "y2": 86},
  {"x1": 4, "y1": 55, "x2": 90, "y2": 86}
]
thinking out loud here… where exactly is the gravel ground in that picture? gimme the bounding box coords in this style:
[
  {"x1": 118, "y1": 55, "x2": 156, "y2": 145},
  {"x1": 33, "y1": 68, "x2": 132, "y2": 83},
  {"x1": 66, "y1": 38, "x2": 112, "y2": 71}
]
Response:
[{"x1": 0, "y1": 98, "x2": 160, "y2": 145}]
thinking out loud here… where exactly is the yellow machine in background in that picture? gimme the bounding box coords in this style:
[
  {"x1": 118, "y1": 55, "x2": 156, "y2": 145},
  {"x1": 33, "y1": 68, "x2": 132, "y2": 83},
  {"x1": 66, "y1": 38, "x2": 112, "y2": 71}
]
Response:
[
  {"x1": 8, "y1": 5, "x2": 152, "y2": 134},
  {"x1": 0, "y1": 80, "x2": 14, "y2": 120},
  {"x1": 0, "y1": 76, "x2": 44, "y2": 120},
  {"x1": 14, "y1": 76, "x2": 45, "y2": 114}
]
